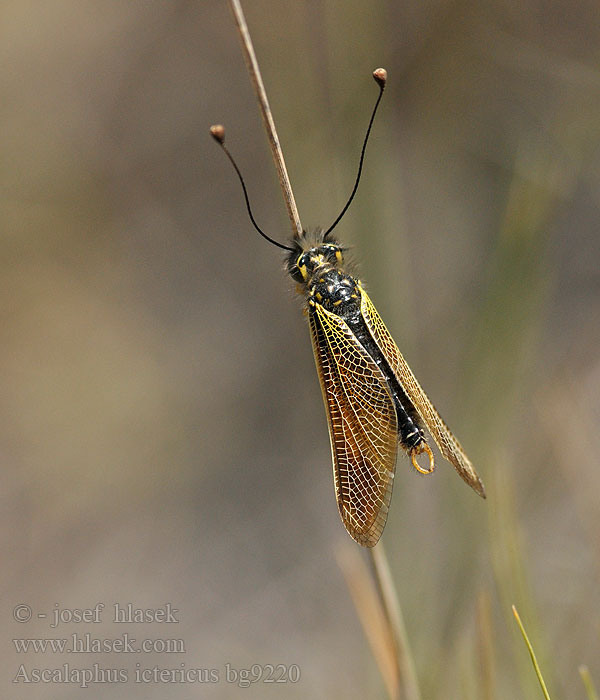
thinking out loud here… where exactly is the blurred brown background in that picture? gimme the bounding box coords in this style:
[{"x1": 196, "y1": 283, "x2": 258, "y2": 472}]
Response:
[{"x1": 2, "y1": 1, "x2": 599, "y2": 698}]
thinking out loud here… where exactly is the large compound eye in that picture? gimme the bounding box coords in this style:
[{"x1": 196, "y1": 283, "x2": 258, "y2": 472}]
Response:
[
  {"x1": 321, "y1": 244, "x2": 343, "y2": 265},
  {"x1": 294, "y1": 253, "x2": 310, "y2": 281}
]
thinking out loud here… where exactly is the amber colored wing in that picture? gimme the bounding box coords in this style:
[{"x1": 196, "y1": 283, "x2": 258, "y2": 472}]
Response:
[
  {"x1": 360, "y1": 290, "x2": 486, "y2": 498},
  {"x1": 309, "y1": 303, "x2": 399, "y2": 546}
]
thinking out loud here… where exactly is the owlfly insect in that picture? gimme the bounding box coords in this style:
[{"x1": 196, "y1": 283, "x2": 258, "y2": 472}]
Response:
[{"x1": 211, "y1": 68, "x2": 485, "y2": 547}]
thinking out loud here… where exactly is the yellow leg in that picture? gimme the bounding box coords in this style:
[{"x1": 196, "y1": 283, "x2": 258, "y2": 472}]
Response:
[{"x1": 410, "y1": 443, "x2": 435, "y2": 475}]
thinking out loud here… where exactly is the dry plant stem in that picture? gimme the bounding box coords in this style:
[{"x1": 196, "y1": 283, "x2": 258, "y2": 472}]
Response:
[
  {"x1": 228, "y1": 0, "x2": 303, "y2": 238},
  {"x1": 227, "y1": 4, "x2": 417, "y2": 696},
  {"x1": 338, "y1": 545, "x2": 400, "y2": 700},
  {"x1": 369, "y1": 545, "x2": 422, "y2": 700}
]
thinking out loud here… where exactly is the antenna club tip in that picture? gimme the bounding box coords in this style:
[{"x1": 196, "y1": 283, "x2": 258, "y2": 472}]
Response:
[
  {"x1": 210, "y1": 124, "x2": 226, "y2": 144},
  {"x1": 372, "y1": 68, "x2": 387, "y2": 88}
]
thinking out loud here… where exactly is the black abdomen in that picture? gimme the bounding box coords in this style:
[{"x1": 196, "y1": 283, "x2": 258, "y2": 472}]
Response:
[{"x1": 344, "y1": 314, "x2": 426, "y2": 451}]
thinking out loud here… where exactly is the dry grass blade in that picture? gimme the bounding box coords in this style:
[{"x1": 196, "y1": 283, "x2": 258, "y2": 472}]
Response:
[
  {"x1": 369, "y1": 546, "x2": 422, "y2": 700},
  {"x1": 337, "y1": 543, "x2": 421, "y2": 700},
  {"x1": 512, "y1": 605, "x2": 552, "y2": 700},
  {"x1": 337, "y1": 543, "x2": 399, "y2": 699}
]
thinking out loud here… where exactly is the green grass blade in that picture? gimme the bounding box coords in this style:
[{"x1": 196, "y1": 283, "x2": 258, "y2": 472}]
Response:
[
  {"x1": 512, "y1": 605, "x2": 552, "y2": 700},
  {"x1": 579, "y1": 665, "x2": 599, "y2": 700}
]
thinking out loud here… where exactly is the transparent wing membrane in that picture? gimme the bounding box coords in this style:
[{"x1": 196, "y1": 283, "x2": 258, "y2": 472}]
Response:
[
  {"x1": 309, "y1": 304, "x2": 398, "y2": 546},
  {"x1": 360, "y1": 291, "x2": 486, "y2": 498}
]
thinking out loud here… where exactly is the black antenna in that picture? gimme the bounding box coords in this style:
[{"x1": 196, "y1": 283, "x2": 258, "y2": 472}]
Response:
[
  {"x1": 323, "y1": 68, "x2": 387, "y2": 240},
  {"x1": 210, "y1": 125, "x2": 295, "y2": 252}
]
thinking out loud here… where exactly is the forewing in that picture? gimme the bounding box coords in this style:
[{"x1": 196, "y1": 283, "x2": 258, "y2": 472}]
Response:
[
  {"x1": 360, "y1": 291, "x2": 486, "y2": 498},
  {"x1": 309, "y1": 303, "x2": 399, "y2": 546}
]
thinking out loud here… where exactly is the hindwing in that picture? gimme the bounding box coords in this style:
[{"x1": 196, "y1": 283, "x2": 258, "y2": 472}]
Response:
[{"x1": 360, "y1": 290, "x2": 485, "y2": 497}]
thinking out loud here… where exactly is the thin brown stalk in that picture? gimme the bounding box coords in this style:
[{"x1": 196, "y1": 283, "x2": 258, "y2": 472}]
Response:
[
  {"x1": 228, "y1": 0, "x2": 303, "y2": 238},
  {"x1": 225, "y1": 6, "x2": 418, "y2": 697}
]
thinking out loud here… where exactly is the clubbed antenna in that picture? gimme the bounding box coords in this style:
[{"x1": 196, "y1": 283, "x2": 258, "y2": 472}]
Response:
[
  {"x1": 210, "y1": 125, "x2": 294, "y2": 252},
  {"x1": 323, "y1": 68, "x2": 387, "y2": 240}
]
